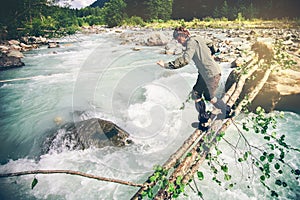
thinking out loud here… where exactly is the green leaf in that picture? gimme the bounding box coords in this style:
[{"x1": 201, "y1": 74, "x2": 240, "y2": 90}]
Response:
[
  {"x1": 198, "y1": 191, "x2": 203, "y2": 197},
  {"x1": 147, "y1": 189, "x2": 154, "y2": 199},
  {"x1": 238, "y1": 158, "x2": 243, "y2": 162},
  {"x1": 275, "y1": 179, "x2": 282, "y2": 186},
  {"x1": 268, "y1": 153, "x2": 275, "y2": 162},
  {"x1": 274, "y1": 163, "x2": 280, "y2": 170},
  {"x1": 260, "y1": 155, "x2": 266, "y2": 162},
  {"x1": 224, "y1": 174, "x2": 231, "y2": 181},
  {"x1": 279, "y1": 112, "x2": 284, "y2": 118},
  {"x1": 186, "y1": 152, "x2": 192, "y2": 157},
  {"x1": 242, "y1": 123, "x2": 249, "y2": 131},
  {"x1": 197, "y1": 171, "x2": 204, "y2": 181},
  {"x1": 221, "y1": 165, "x2": 228, "y2": 173},
  {"x1": 282, "y1": 182, "x2": 287, "y2": 187},
  {"x1": 168, "y1": 183, "x2": 175, "y2": 193},
  {"x1": 243, "y1": 152, "x2": 249, "y2": 160},
  {"x1": 271, "y1": 190, "x2": 278, "y2": 197},
  {"x1": 149, "y1": 175, "x2": 157, "y2": 182},
  {"x1": 141, "y1": 191, "x2": 147, "y2": 197},
  {"x1": 256, "y1": 106, "x2": 263, "y2": 114},
  {"x1": 216, "y1": 149, "x2": 222, "y2": 156},
  {"x1": 264, "y1": 136, "x2": 270, "y2": 141},
  {"x1": 31, "y1": 177, "x2": 38, "y2": 190},
  {"x1": 176, "y1": 176, "x2": 183, "y2": 185}
]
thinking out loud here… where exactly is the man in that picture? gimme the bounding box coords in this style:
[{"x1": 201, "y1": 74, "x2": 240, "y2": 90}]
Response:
[{"x1": 157, "y1": 27, "x2": 231, "y2": 131}]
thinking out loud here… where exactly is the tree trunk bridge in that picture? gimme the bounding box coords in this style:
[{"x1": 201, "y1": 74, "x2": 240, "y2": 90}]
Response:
[{"x1": 132, "y1": 45, "x2": 278, "y2": 199}]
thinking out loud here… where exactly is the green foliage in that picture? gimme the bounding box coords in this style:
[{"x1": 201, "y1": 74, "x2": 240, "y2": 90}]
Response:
[
  {"x1": 102, "y1": 0, "x2": 127, "y2": 27},
  {"x1": 145, "y1": 0, "x2": 173, "y2": 21},
  {"x1": 0, "y1": 0, "x2": 83, "y2": 38},
  {"x1": 123, "y1": 16, "x2": 145, "y2": 26},
  {"x1": 274, "y1": 39, "x2": 297, "y2": 69},
  {"x1": 77, "y1": 7, "x2": 103, "y2": 17},
  {"x1": 169, "y1": 176, "x2": 185, "y2": 198},
  {"x1": 81, "y1": 16, "x2": 104, "y2": 26},
  {"x1": 213, "y1": 0, "x2": 259, "y2": 20},
  {"x1": 236, "y1": 13, "x2": 245, "y2": 22},
  {"x1": 238, "y1": 107, "x2": 300, "y2": 197},
  {"x1": 142, "y1": 165, "x2": 169, "y2": 199}
]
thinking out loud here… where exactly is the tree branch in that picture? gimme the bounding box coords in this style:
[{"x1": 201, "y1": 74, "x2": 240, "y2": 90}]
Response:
[{"x1": 0, "y1": 170, "x2": 145, "y2": 188}]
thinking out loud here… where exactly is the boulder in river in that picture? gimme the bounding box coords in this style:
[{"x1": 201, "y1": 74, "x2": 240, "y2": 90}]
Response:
[
  {"x1": 42, "y1": 118, "x2": 133, "y2": 154},
  {"x1": 0, "y1": 54, "x2": 25, "y2": 70}
]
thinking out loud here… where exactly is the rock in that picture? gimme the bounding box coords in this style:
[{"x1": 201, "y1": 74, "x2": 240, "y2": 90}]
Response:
[
  {"x1": 39, "y1": 36, "x2": 48, "y2": 44},
  {"x1": 273, "y1": 69, "x2": 300, "y2": 95},
  {"x1": 251, "y1": 41, "x2": 274, "y2": 63},
  {"x1": 0, "y1": 45, "x2": 9, "y2": 53},
  {"x1": 145, "y1": 32, "x2": 169, "y2": 46},
  {"x1": 0, "y1": 54, "x2": 25, "y2": 69},
  {"x1": 48, "y1": 41, "x2": 60, "y2": 48},
  {"x1": 8, "y1": 39, "x2": 20, "y2": 45},
  {"x1": 24, "y1": 36, "x2": 48, "y2": 45},
  {"x1": 230, "y1": 58, "x2": 243, "y2": 68},
  {"x1": 163, "y1": 40, "x2": 183, "y2": 55},
  {"x1": 249, "y1": 30, "x2": 257, "y2": 35},
  {"x1": 132, "y1": 47, "x2": 141, "y2": 51},
  {"x1": 282, "y1": 40, "x2": 294, "y2": 45},
  {"x1": 42, "y1": 118, "x2": 133, "y2": 153},
  {"x1": 10, "y1": 44, "x2": 22, "y2": 51},
  {"x1": 7, "y1": 50, "x2": 24, "y2": 58},
  {"x1": 20, "y1": 43, "x2": 34, "y2": 51},
  {"x1": 54, "y1": 116, "x2": 63, "y2": 125},
  {"x1": 225, "y1": 52, "x2": 300, "y2": 114}
]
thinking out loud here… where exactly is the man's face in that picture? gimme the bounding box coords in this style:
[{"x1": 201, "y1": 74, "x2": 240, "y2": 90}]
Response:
[{"x1": 176, "y1": 35, "x2": 186, "y2": 45}]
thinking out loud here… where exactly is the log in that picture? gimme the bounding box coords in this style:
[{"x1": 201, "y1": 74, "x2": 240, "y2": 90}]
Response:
[
  {"x1": 131, "y1": 129, "x2": 205, "y2": 200},
  {"x1": 131, "y1": 57, "x2": 261, "y2": 199},
  {"x1": 154, "y1": 60, "x2": 277, "y2": 199},
  {"x1": 182, "y1": 62, "x2": 278, "y2": 187}
]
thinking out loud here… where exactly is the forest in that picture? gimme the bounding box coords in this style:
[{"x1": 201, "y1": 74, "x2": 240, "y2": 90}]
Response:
[{"x1": 0, "y1": 0, "x2": 299, "y2": 39}]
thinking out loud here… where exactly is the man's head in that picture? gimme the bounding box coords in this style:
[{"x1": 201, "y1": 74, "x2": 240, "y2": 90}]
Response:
[{"x1": 173, "y1": 27, "x2": 190, "y2": 45}]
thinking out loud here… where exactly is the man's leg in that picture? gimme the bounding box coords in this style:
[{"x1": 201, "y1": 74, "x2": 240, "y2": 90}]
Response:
[
  {"x1": 210, "y1": 97, "x2": 232, "y2": 119},
  {"x1": 195, "y1": 98, "x2": 211, "y2": 131}
]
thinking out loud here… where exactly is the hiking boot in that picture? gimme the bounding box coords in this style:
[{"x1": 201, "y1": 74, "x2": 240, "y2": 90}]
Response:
[{"x1": 198, "y1": 123, "x2": 209, "y2": 131}]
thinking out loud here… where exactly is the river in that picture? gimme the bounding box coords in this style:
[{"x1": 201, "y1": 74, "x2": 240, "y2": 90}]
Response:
[{"x1": 0, "y1": 31, "x2": 299, "y2": 199}]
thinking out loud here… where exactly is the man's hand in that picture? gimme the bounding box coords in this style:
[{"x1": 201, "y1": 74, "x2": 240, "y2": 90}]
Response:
[{"x1": 156, "y1": 60, "x2": 165, "y2": 68}]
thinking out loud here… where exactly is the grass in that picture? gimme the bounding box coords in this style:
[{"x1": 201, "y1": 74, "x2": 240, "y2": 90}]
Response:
[{"x1": 142, "y1": 18, "x2": 300, "y2": 30}]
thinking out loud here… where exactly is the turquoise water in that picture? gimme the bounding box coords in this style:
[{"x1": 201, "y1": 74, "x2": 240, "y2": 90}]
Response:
[{"x1": 0, "y1": 32, "x2": 299, "y2": 199}]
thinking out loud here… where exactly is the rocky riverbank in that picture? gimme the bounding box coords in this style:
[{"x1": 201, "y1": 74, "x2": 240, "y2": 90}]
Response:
[
  {"x1": 110, "y1": 26, "x2": 300, "y2": 113},
  {"x1": 0, "y1": 36, "x2": 60, "y2": 70}
]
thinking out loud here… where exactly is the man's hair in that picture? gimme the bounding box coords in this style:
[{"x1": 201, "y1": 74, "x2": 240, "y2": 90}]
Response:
[{"x1": 173, "y1": 26, "x2": 190, "y2": 39}]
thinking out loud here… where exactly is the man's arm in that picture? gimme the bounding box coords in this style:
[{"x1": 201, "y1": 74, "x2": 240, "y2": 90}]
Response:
[{"x1": 157, "y1": 38, "x2": 196, "y2": 69}]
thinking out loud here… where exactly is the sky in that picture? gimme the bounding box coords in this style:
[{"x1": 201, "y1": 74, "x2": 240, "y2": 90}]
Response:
[{"x1": 57, "y1": 0, "x2": 96, "y2": 9}]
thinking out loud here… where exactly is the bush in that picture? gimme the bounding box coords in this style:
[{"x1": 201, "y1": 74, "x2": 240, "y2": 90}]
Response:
[
  {"x1": 83, "y1": 16, "x2": 105, "y2": 26},
  {"x1": 123, "y1": 16, "x2": 145, "y2": 26}
]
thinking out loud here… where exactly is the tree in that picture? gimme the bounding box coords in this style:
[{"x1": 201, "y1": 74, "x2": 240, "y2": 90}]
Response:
[
  {"x1": 102, "y1": 0, "x2": 127, "y2": 27},
  {"x1": 146, "y1": 0, "x2": 173, "y2": 21}
]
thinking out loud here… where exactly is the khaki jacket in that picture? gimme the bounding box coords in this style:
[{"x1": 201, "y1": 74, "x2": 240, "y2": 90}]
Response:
[{"x1": 166, "y1": 36, "x2": 221, "y2": 83}]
